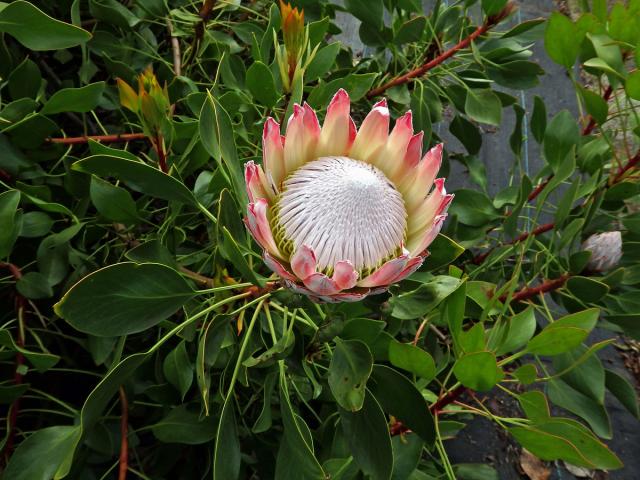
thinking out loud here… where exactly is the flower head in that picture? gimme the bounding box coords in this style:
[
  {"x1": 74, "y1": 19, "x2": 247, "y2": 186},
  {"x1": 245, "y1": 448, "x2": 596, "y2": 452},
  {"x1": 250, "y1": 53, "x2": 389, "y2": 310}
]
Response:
[{"x1": 244, "y1": 89, "x2": 453, "y2": 302}]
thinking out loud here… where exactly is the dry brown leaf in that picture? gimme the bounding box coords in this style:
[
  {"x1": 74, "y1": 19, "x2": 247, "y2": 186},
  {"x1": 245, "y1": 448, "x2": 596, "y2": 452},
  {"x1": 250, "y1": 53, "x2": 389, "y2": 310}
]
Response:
[{"x1": 520, "y1": 449, "x2": 551, "y2": 480}]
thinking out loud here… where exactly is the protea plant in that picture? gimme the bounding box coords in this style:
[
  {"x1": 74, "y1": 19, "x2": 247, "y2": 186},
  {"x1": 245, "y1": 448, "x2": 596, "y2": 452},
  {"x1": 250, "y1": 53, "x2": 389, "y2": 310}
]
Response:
[{"x1": 244, "y1": 89, "x2": 453, "y2": 302}]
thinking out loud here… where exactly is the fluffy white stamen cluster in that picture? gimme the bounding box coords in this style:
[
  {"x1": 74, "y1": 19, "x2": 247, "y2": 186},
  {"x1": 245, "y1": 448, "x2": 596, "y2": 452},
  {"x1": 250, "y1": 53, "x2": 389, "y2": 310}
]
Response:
[
  {"x1": 278, "y1": 156, "x2": 406, "y2": 272},
  {"x1": 244, "y1": 89, "x2": 453, "y2": 302}
]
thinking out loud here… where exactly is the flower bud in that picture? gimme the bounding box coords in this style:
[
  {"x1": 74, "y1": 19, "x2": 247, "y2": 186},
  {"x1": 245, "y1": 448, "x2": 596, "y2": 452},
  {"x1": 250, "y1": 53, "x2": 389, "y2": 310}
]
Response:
[{"x1": 582, "y1": 231, "x2": 622, "y2": 272}]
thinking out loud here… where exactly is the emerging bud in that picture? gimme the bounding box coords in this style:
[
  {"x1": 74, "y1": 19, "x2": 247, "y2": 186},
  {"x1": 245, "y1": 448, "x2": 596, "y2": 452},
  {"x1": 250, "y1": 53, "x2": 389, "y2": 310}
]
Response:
[
  {"x1": 275, "y1": 1, "x2": 316, "y2": 93},
  {"x1": 280, "y1": 1, "x2": 304, "y2": 71},
  {"x1": 116, "y1": 68, "x2": 171, "y2": 141},
  {"x1": 582, "y1": 231, "x2": 623, "y2": 272}
]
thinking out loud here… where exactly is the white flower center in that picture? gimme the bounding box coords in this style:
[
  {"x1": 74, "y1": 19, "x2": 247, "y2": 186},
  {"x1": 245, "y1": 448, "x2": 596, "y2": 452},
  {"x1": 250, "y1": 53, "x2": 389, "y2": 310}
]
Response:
[{"x1": 276, "y1": 156, "x2": 407, "y2": 272}]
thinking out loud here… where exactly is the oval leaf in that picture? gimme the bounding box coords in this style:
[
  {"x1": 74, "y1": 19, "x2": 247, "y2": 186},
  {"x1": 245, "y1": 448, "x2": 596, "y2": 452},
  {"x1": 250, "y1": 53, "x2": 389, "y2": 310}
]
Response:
[
  {"x1": 328, "y1": 338, "x2": 373, "y2": 411},
  {"x1": 54, "y1": 262, "x2": 195, "y2": 336}
]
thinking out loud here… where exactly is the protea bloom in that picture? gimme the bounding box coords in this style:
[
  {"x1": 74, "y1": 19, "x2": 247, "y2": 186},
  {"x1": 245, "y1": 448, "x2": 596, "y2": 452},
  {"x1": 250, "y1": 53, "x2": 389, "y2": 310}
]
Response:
[{"x1": 244, "y1": 89, "x2": 453, "y2": 302}]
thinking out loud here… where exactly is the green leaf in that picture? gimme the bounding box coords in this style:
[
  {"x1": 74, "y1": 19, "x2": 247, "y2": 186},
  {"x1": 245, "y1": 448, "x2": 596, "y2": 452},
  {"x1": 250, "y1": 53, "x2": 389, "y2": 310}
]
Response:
[
  {"x1": 449, "y1": 189, "x2": 500, "y2": 227},
  {"x1": 390, "y1": 275, "x2": 462, "y2": 320},
  {"x1": 465, "y1": 89, "x2": 502, "y2": 126},
  {"x1": 569, "y1": 251, "x2": 592, "y2": 274},
  {"x1": 339, "y1": 391, "x2": 393, "y2": 480},
  {"x1": 394, "y1": 16, "x2": 426, "y2": 45},
  {"x1": 126, "y1": 239, "x2": 176, "y2": 267},
  {"x1": 544, "y1": 12, "x2": 581, "y2": 68},
  {"x1": 73, "y1": 155, "x2": 197, "y2": 206},
  {"x1": 8, "y1": 58, "x2": 41, "y2": 100},
  {"x1": 89, "y1": 176, "x2": 139, "y2": 223},
  {"x1": 518, "y1": 391, "x2": 550, "y2": 422},
  {"x1": 543, "y1": 110, "x2": 580, "y2": 172},
  {"x1": 605, "y1": 369, "x2": 639, "y2": 418},
  {"x1": 19, "y1": 212, "x2": 53, "y2": 238},
  {"x1": 453, "y1": 351, "x2": 503, "y2": 391},
  {"x1": 391, "y1": 435, "x2": 424, "y2": 479},
  {"x1": 163, "y1": 340, "x2": 193, "y2": 400},
  {"x1": 0, "y1": 383, "x2": 30, "y2": 404},
  {"x1": 41, "y1": 82, "x2": 105, "y2": 115},
  {"x1": 481, "y1": 0, "x2": 507, "y2": 15},
  {"x1": 513, "y1": 364, "x2": 537, "y2": 385},
  {"x1": 455, "y1": 464, "x2": 499, "y2": 480},
  {"x1": 526, "y1": 308, "x2": 599, "y2": 356},
  {"x1": 421, "y1": 234, "x2": 465, "y2": 271},
  {"x1": 626, "y1": 71, "x2": 640, "y2": 100},
  {"x1": 345, "y1": 0, "x2": 383, "y2": 30},
  {"x1": 246, "y1": 61, "x2": 279, "y2": 108},
  {"x1": 553, "y1": 344, "x2": 605, "y2": 403},
  {"x1": 54, "y1": 262, "x2": 195, "y2": 337},
  {"x1": 328, "y1": 338, "x2": 373, "y2": 412},
  {"x1": 0, "y1": 329, "x2": 59, "y2": 373},
  {"x1": 306, "y1": 42, "x2": 341, "y2": 82},
  {"x1": 509, "y1": 418, "x2": 622, "y2": 470},
  {"x1": 0, "y1": 1, "x2": 91, "y2": 51},
  {"x1": 369, "y1": 365, "x2": 435, "y2": 445},
  {"x1": 213, "y1": 395, "x2": 241, "y2": 479},
  {"x1": 199, "y1": 93, "x2": 246, "y2": 203},
  {"x1": 547, "y1": 379, "x2": 611, "y2": 438},
  {"x1": 450, "y1": 114, "x2": 482, "y2": 154},
  {"x1": 308, "y1": 73, "x2": 378, "y2": 107},
  {"x1": 492, "y1": 306, "x2": 537, "y2": 355},
  {"x1": 604, "y1": 181, "x2": 640, "y2": 201},
  {"x1": 443, "y1": 281, "x2": 466, "y2": 349},
  {"x1": 152, "y1": 406, "x2": 217, "y2": 444},
  {"x1": 388, "y1": 341, "x2": 436, "y2": 381},
  {"x1": 566, "y1": 276, "x2": 609, "y2": 303},
  {"x1": 530, "y1": 95, "x2": 547, "y2": 143},
  {"x1": 580, "y1": 88, "x2": 608, "y2": 126},
  {"x1": 16, "y1": 271, "x2": 53, "y2": 299},
  {"x1": 0, "y1": 189, "x2": 21, "y2": 259},
  {"x1": 1, "y1": 425, "x2": 81, "y2": 480},
  {"x1": 278, "y1": 375, "x2": 326, "y2": 478},
  {"x1": 340, "y1": 318, "x2": 386, "y2": 347},
  {"x1": 89, "y1": 0, "x2": 140, "y2": 28}
]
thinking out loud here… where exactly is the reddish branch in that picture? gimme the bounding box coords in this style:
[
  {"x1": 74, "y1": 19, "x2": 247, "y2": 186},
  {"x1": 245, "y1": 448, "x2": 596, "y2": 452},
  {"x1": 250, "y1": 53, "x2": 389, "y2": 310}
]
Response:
[
  {"x1": 500, "y1": 273, "x2": 570, "y2": 303},
  {"x1": 118, "y1": 387, "x2": 129, "y2": 480},
  {"x1": 153, "y1": 134, "x2": 169, "y2": 173},
  {"x1": 582, "y1": 85, "x2": 613, "y2": 136},
  {"x1": 613, "y1": 149, "x2": 640, "y2": 183},
  {"x1": 367, "y1": 5, "x2": 513, "y2": 98},
  {"x1": 0, "y1": 263, "x2": 25, "y2": 460},
  {"x1": 527, "y1": 176, "x2": 552, "y2": 203},
  {"x1": 472, "y1": 222, "x2": 554, "y2": 264},
  {"x1": 46, "y1": 133, "x2": 147, "y2": 145}
]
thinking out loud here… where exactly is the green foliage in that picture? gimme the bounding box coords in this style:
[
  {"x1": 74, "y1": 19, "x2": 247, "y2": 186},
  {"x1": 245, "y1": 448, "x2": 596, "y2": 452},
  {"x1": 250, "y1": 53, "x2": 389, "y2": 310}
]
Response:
[{"x1": 0, "y1": 1, "x2": 638, "y2": 479}]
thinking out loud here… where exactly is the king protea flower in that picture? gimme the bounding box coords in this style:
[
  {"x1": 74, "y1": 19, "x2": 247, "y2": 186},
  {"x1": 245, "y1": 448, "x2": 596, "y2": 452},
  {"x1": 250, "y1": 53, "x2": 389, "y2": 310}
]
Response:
[{"x1": 244, "y1": 89, "x2": 453, "y2": 302}]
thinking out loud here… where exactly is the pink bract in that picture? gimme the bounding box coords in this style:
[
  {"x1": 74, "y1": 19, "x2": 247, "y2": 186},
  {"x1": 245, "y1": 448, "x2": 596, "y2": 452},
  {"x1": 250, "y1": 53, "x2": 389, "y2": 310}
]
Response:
[{"x1": 244, "y1": 89, "x2": 452, "y2": 303}]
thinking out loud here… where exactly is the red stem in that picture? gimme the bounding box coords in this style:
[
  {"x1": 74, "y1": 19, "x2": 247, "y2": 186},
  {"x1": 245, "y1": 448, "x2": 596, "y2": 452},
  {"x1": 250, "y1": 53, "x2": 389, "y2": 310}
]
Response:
[
  {"x1": 367, "y1": 19, "x2": 500, "y2": 98},
  {"x1": 153, "y1": 134, "x2": 168, "y2": 173},
  {"x1": 500, "y1": 273, "x2": 570, "y2": 303},
  {"x1": 527, "y1": 176, "x2": 553, "y2": 203},
  {"x1": 613, "y1": 150, "x2": 640, "y2": 183},
  {"x1": 472, "y1": 222, "x2": 554, "y2": 264},
  {"x1": 118, "y1": 387, "x2": 129, "y2": 480},
  {"x1": 46, "y1": 133, "x2": 147, "y2": 145}
]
